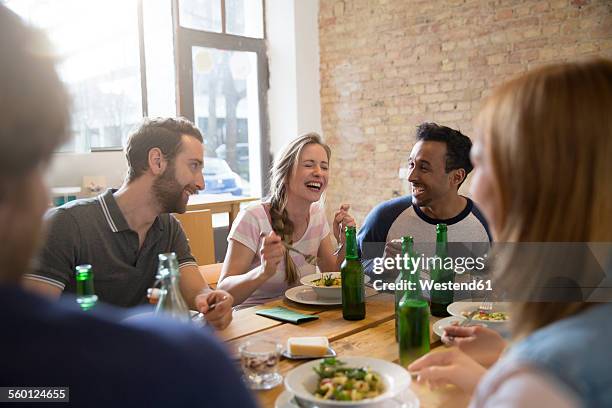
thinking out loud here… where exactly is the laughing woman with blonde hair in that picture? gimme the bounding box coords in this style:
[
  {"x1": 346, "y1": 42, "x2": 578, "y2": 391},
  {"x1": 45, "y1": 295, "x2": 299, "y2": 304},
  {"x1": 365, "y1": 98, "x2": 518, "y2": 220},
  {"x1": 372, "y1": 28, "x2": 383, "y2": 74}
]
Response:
[
  {"x1": 409, "y1": 59, "x2": 612, "y2": 407},
  {"x1": 218, "y1": 133, "x2": 355, "y2": 307}
]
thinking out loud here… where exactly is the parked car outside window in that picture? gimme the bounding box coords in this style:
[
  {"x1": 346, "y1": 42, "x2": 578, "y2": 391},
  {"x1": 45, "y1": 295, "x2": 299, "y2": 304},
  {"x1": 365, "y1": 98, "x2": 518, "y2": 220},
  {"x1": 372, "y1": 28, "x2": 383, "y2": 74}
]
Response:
[
  {"x1": 201, "y1": 157, "x2": 247, "y2": 196},
  {"x1": 215, "y1": 143, "x2": 249, "y2": 181}
]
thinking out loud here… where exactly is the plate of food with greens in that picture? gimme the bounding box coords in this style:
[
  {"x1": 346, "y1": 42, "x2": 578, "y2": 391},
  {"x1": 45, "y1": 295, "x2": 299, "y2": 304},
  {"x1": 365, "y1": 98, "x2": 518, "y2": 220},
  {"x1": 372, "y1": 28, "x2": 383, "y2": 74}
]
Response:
[{"x1": 284, "y1": 357, "x2": 412, "y2": 407}]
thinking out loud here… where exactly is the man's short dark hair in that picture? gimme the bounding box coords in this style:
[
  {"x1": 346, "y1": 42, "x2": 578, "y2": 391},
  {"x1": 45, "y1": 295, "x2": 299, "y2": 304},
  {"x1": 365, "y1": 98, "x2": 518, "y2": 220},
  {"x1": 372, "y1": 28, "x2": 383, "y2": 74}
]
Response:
[
  {"x1": 125, "y1": 117, "x2": 203, "y2": 183},
  {"x1": 415, "y1": 122, "x2": 473, "y2": 180},
  {"x1": 0, "y1": 6, "x2": 70, "y2": 196}
]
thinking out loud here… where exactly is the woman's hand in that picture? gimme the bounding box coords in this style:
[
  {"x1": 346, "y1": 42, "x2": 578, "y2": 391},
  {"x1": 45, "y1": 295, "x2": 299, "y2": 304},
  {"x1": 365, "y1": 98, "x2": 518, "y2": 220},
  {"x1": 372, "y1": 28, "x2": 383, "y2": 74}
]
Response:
[
  {"x1": 333, "y1": 204, "x2": 356, "y2": 243},
  {"x1": 408, "y1": 348, "x2": 487, "y2": 393},
  {"x1": 260, "y1": 231, "x2": 285, "y2": 278},
  {"x1": 442, "y1": 324, "x2": 507, "y2": 367}
]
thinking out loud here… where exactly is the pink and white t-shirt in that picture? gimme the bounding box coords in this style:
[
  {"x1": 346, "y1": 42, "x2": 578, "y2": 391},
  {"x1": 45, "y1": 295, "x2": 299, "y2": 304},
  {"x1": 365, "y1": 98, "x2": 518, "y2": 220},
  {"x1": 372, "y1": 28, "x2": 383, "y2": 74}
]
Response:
[{"x1": 227, "y1": 202, "x2": 331, "y2": 308}]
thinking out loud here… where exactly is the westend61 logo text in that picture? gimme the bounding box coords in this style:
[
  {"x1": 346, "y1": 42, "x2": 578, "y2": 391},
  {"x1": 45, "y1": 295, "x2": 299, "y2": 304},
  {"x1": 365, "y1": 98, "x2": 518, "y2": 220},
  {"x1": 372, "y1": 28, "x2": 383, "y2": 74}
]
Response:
[
  {"x1": 372, "y1": 278, "x2": 493, "y2": 292},
  {"x1": 371, "y1": 254, "x2": 487, "y2": 275}
]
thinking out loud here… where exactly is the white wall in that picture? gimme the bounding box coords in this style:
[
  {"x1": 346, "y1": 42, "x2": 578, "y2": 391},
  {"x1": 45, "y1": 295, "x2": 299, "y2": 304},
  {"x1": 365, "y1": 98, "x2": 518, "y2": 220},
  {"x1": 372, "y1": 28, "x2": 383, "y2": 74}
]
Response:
[
  {"x1": 266, "y1": 0, "x2": 322, "y2": 154},
  {"x1": 294, "y1": 0, "x2": 322, "y2": 138},
  {"x1": 49, "y1": 0, "x2": 323, "y2": 188},
  {"x1": 266, "y1": 0, "x2": 298, "y2": 153},
  {"x1": 47, "y1": 151, "x2": 127, "y2": 190}
]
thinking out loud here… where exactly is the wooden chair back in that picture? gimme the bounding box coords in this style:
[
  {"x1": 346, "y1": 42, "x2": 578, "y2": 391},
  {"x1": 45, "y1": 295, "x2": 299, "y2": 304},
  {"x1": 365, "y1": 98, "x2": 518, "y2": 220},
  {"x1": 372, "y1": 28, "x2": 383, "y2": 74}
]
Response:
[
  {"x1": 173, "y1": 209, "x2": 215, "y2": 265},
  {"x1": 199, "y1": 263, "x2": 223, "y2": 289}
]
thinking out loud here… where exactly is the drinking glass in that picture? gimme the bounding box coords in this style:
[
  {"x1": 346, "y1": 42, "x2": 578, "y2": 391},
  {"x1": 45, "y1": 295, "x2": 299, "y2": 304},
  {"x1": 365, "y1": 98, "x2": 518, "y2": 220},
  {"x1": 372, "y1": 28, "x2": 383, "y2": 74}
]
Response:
[{"x1": 239, "y1": 339, "x2": 283, "y2": 390}]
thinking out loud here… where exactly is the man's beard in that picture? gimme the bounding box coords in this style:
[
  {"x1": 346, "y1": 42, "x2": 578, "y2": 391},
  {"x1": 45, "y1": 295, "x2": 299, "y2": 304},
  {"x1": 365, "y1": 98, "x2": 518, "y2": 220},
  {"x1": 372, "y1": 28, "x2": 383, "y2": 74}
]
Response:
[{"x1": 152, "y1": 165, "x2": 188, "y2": 214}]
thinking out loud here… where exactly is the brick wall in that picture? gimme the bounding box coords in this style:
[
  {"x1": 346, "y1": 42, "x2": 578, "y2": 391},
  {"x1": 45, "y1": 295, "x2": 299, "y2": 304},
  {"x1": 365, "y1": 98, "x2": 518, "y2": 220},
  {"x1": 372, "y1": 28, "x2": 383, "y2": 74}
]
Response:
[{"x1": 318, "y1": 0, "x2": 612, "y2": 225}]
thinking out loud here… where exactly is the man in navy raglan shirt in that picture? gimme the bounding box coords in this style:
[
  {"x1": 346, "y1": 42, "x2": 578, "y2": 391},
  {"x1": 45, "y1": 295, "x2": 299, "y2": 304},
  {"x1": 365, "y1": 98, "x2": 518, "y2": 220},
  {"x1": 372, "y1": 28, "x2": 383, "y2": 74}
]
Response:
[
  {"x1": 358, "y1": 123, "x2": 491, "y2": 286},
  {"x1": 0, "y1": 6, "x2": 256, "y2": 407}
]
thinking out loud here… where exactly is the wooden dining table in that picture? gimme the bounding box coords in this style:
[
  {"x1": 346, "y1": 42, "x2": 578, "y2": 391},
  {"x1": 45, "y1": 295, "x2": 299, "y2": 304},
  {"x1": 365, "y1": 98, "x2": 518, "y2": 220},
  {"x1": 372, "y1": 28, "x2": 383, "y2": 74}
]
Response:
[{"x1": 216, "y1": 291, "x2": 471, "y2": 408}]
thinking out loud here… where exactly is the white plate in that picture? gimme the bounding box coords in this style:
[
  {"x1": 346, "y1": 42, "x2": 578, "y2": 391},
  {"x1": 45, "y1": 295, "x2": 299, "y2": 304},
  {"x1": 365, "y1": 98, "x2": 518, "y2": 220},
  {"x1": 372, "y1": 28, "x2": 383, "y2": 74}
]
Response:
[
  {"x1": 284, "y1": 357, "x2": 412, "y2": 408},
  {"x1": 275, "y1": 388, "x2": 419, "y2": 408},
  {"x1": 432, "y1": 316, "x2": 488, "y2": 337},
  {"x1": 447, "y1": 302, "x2": 511, "y2": 324},
  {"x1": 285, "y1": 285, "x2": 378, "y2": 306}
]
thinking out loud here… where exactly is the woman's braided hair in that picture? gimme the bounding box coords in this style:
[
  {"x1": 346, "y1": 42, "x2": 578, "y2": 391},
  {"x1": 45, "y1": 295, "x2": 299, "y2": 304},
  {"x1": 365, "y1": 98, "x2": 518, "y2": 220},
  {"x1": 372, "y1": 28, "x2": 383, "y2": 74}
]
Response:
[{"x1": 267, "y1": 133, "x2": 331, "y2": 284}]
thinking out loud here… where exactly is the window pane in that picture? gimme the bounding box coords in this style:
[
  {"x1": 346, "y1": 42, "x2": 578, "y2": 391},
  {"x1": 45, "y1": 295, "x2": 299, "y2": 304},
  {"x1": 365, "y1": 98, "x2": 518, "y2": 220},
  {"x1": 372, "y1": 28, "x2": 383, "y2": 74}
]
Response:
[
  {"x1": 226, "y1": 0, "x2": 263, "y2": 38},
  {"x1": 6, "y1": 0, "x2": 143, "y2": 152},
  {"x1": 179, "y1": 0, "x2": 221, "y2": 33},
  {"x1": 192, "y1": 47, "x2": 261, "y2": 197}
]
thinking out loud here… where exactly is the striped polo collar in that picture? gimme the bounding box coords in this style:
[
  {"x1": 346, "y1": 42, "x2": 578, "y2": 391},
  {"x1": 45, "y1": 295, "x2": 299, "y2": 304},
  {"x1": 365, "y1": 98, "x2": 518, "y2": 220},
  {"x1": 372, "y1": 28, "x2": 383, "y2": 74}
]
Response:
[
  {"x1": 97, "y1": 189, "x2": 130, "y2": 232},
  {"x1": 97, "y1": 188, "x2": 165, "y2": 233}
]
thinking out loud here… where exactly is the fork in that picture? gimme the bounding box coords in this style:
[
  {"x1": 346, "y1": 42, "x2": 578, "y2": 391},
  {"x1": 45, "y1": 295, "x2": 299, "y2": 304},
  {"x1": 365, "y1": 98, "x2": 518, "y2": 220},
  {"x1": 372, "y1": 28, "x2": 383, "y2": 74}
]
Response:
[
  {"x1": 332, "y1": 238, "x2": 343, "y2": 256},
  {"x1": 479, "y1": 299, "x2": 493, "y2": 313},
  {"x1": 460, "y1": 299, "x2": 493, "y2": 327},
  {"x1": 282, "y1": 241, "x2": 318, "y2": 266}
]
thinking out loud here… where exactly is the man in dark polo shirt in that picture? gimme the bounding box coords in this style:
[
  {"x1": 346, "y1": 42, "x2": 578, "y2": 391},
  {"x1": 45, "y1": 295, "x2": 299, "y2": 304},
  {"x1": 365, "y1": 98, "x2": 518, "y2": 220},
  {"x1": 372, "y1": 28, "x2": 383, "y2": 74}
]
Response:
[
  {"x1": 24, "y1": 117, "x2": 234, "y2": 330},
  {"x1": 0, "y1": 6, "x2": 256, "y2": 406}
]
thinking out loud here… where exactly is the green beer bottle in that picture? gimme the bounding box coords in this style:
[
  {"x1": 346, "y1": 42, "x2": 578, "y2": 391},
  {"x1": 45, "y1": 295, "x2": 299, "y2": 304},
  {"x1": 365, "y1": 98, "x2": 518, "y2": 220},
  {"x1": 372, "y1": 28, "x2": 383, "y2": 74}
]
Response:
[
  {"x1": 397, "y1": 254, "x2": 430, "y2": 367},
  {"x1": 430, "y1": 223, "x2": 453, "y2": 317},
  {"x1": 395, "y1": 236, "x2": 415, "y2": 342},
  {"x1": 341, "y1": 226, "x2": 365, "y2": 320},
  {"x1": 75, "y1": 264, "x2": 98, "y2": 311}
]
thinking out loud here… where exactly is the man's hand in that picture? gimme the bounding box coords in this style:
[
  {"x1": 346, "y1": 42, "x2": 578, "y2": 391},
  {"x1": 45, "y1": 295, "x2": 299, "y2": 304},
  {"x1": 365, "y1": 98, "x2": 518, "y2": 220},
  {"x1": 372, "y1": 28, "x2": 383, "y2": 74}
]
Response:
[
  {"x1": 382, "y1": 238, "x2": 402, "y2": 259},
  {"x1": 408, "y1": 348, "x2": 487, "y2": 393},
  {"x1": 442, "y1": 324, "x2": 506, "y2": 367},
  {"x1": 195, "y1": 289, "x2": 233, "y2": 330}
]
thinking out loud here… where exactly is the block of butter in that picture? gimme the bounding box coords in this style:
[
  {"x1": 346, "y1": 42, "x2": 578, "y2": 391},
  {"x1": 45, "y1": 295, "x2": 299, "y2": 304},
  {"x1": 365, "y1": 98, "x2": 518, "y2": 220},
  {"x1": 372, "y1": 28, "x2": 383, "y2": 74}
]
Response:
[{"x1": 287, "y1": 336, "x2": 329, "y2": 356}]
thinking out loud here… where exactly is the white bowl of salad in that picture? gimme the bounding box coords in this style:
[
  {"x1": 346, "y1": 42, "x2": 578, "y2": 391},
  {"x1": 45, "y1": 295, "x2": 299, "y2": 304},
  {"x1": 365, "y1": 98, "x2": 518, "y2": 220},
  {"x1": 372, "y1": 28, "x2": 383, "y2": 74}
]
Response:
[
  {"x1": 284, "y1": 357, "x2": 411, "y2": 407},
  {"x1": 300, "y1": 273, "x2": 371, "y2": 300},
  {"x1": 447, "y1": 301, "x2": 511, "y2": 326}
]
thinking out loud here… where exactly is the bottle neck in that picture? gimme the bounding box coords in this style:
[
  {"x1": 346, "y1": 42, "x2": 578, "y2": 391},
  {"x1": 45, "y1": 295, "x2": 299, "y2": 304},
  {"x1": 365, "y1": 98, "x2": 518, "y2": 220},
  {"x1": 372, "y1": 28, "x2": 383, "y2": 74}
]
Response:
[
  {"x1": 407, "y1": 258, "x2": 421, "y2": 299},
  {"x1": 400, "y1": 239, "x2": 414, "y2": 278},
  {"x1": 401, "y1": 238, "x2": 421, "y2": 299},
  {"x1": 436, "y1": 230, "x2": 447, "y2": 257},
  {"x1": 345, "y1": 227, "x2": 358, "y2": 260},
  {"x1": 160, "y1": 273, "x2": 180, "y2": 290},
  {"x1": 76, "y1": 269, "x2": 95, "y2": 297}
]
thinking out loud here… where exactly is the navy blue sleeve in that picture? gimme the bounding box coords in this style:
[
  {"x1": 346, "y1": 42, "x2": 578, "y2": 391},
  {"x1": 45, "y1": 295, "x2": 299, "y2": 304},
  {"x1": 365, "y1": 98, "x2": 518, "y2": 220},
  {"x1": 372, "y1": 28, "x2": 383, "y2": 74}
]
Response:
[
  {"x1": 470, "y1": 203, "x2": 493, "y2": 243},
  {"x1": 357, "y1": 196, "x2": 413, "y2": 258}
]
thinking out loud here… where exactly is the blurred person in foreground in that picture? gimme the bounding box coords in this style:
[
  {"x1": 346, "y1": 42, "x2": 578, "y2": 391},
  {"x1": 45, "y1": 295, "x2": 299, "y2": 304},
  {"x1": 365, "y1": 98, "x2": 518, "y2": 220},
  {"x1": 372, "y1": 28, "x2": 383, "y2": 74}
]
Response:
[
  {"x1": 409, "y1": 59, "x2": 612, "y2": 407},
  {"x1": 0, "y1": 6, "x2": 256, "y2": 406}
]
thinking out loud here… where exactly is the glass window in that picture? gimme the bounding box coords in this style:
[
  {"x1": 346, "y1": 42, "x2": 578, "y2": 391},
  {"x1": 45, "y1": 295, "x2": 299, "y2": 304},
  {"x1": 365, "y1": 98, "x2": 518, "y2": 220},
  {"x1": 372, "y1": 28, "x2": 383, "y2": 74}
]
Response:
[
  {"x1": 192, "y1": 47, "x2": 261, "y2": 197},
  {"x1": 203, "y1": 157, "x2": 232, "y2": 175},
  {"x1": 226, "y1": 0, "x2": 264, "y2": 38},
  {"x1": 178, "y1": 0, "x2": 221, "y2": 32},
  {"x1": 6, "y1": 0, "x2": 143, "y2": 152}
]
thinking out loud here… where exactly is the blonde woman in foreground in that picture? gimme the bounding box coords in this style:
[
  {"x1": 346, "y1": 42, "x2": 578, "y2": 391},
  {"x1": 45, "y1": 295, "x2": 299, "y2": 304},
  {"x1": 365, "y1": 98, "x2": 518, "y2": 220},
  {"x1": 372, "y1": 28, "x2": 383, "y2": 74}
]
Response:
[
  {"x1": 409, "y1": 59, "x2": 612, "y2": 407},
  {"x1": 218, "y1": 133, "x2": 355, "y2": 307}
]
